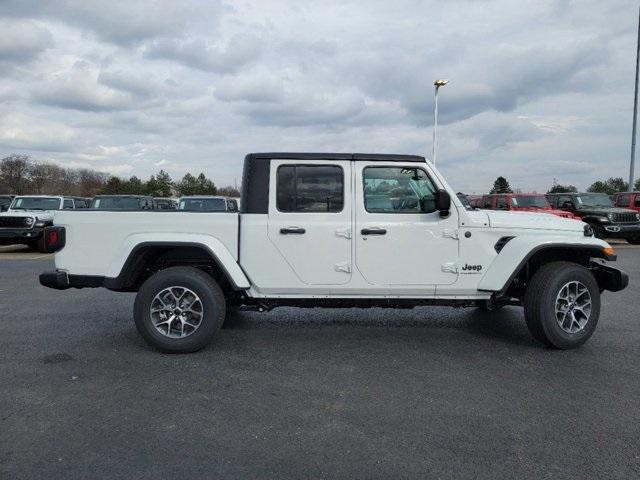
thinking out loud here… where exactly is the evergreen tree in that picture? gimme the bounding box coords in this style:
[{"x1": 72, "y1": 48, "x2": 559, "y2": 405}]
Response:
[
  {"x1": 490, "y1": 176, "x2": 513, "y2": 194},
  {"x1": 547, "y1": 184, "x2": 577, "y2": 194}
]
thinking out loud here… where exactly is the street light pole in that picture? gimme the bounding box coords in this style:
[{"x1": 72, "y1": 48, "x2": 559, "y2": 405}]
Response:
[
  {"x1": 432, "y1": 79, "x2": 448, "y2": 165},
  {"x1": 630, "y1": 6, "x2": 640, "y2": 191}
]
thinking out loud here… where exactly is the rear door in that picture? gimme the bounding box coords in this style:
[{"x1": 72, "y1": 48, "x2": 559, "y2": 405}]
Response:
[
  {"x1": 267, "y1": 160, "x2": 352, "y2": 285},
  {"x1": 354, "y1": 162, "x2": 459, "y2": 287}
]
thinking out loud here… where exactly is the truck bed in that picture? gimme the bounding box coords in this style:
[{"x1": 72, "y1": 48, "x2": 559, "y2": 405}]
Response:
[{"x1": 52, "y1": 211, "x2": 240, "y2": 277}]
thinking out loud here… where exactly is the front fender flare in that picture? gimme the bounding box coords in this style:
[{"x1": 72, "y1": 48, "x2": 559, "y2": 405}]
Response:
[{"x1": 477, "y1": 236, "x2": 611, "y2": 293}]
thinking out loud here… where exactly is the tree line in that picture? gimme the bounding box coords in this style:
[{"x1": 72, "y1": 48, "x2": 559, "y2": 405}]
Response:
[
  {"x1": 489, "y1": 176, "x2": 640, "y2": 195},
  {"x1": 0, "y1": 154, "x2": 240, "y2": 198}
]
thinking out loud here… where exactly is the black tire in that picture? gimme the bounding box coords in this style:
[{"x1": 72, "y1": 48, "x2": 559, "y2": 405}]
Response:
[
  {"x1": 627, "y1": 236, "x2": 640, "y2": 245},
  {"x1": 524, "y1": 261, "x2": 600, "y2": 349},
  {"x1": 133, "y1": 266, "x2": 226, "y2": 353},
  {"x1": 590, "y1": 223, "x2": 605, "y2": 239}
]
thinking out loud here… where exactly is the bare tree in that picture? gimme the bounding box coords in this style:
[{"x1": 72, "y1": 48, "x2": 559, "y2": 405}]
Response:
[{"x1": 0, "y1": 154, "x2": 32, "y2": 194}]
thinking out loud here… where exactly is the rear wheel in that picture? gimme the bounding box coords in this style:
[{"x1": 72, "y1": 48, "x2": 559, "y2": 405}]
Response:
[
  {"x1": 133, "y1": 266, "x2": 226, "y2": 353},
  {"x1": 524, "y1": 261, "x2": 600, "y2": 349}
]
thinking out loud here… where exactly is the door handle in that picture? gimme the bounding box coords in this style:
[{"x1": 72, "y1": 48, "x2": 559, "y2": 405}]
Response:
[
  {"x1": 280, "y1": 227, "x2": 306, "y2": 235},
  {"x1": 361, "y1": 227, "x2": 387, "y2": 235}
]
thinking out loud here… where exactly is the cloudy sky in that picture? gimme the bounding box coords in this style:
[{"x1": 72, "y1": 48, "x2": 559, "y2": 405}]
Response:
[{"x1": 0, "y1": 0, "x2": 637, "y2": 192}]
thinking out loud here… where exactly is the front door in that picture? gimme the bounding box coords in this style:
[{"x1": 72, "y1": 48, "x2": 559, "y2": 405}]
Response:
[
  {"x1": 354, "y1": 162, "x2": 459, "y2": 287},
  {"x1": 267, "y1": 160, "x2": 352, "y2": 285}
]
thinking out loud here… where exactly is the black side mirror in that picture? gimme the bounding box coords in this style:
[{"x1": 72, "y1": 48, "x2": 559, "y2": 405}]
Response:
[{"x1": 435, "y1": 189, "x2": 451, "y2": 216}]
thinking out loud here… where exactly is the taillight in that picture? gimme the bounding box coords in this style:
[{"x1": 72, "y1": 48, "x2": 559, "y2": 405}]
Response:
[{"x1": 43, "y1": 226, "x2": 66, "y2": 253}]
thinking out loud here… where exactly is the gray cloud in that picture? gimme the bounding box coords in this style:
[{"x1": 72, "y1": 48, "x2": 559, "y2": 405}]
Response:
[
  {"x1": 0, "y1": 0, "x2": 636, "y2": 192},
  {"x1": 145, "y1": 34, "x2": 262, "y2": 73},
  {"x1": 0, "y1": 19, "x2": 52, "y2": 62}
]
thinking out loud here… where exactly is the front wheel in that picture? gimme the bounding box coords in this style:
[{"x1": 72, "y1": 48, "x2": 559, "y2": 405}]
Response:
[
  {"x1": 627, "y1": 236, "x2": 640, "y2": 245},
  {"x1": 133, "y1": 266, "x2": 226, "y2": 353},
  {"x1": 524, "y1": 261, "x2": 600, "y2": 349}
]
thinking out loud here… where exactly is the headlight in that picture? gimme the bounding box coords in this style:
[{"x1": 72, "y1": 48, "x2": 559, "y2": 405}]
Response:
[
  {"x1": 24, "y1": 217, "x2": 34, "y2": 226},
  {"x1": 597, "y1": 216, "x2": 610, "y2": 223}
]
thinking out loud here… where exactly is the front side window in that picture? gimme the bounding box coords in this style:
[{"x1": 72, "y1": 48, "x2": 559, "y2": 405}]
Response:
[
  {"x1": 363, "y1": 167, "x2": 437, "y2": 213},
  {"x1": 483, "y1": 197, "x2": 493, "y2": 209},
  {"x1": 277, "y1": 165, "x2": 343, "y2": 213},
  {"x1": 496, "y1": 197, "x2": 508, "y2": 209}
]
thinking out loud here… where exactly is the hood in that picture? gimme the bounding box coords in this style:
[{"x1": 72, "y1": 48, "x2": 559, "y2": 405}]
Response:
[
  {"x1": 1, "y1": 209, "x2": 55, "y2": 220},
  {"x1": 575, "y1": 206, "x2": 636, "y2": 215},
  {"x1": 486, "y1": 210, "x2": 584, "y2": 233}
]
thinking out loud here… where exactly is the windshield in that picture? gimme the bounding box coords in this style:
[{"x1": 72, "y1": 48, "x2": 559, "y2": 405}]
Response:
[
  {"x1": 511, "y1": 196, "x2": 549, "y2": 208},
  {"x1": 90, "y1": 197, "x2": 142, "y2": 210},
  {"x1": 10, "y1": 197, "x2": 61, "y2": 210},
  {"x1": 575, "y1": 194, "x2": 613, "y2": 208},
  {"x1": 456, "y1": 193, "x2": 472, "y2": 210},
  {"x1": 179, "y1": 198, "x2": 227, "y2": 212}
]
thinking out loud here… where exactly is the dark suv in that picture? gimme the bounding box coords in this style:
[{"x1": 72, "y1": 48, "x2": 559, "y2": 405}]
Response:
[{"x1": 547, "y1": 192, "x2": 640, "y2": 243}]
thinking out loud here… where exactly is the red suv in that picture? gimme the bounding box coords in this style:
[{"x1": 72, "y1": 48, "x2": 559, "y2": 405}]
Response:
[
  {"x1": 480, "y1": 194, "x2": 577, "y2": 219},
  {"x1": 613, "y1": 192, "x2": 640, "y2": 212}
]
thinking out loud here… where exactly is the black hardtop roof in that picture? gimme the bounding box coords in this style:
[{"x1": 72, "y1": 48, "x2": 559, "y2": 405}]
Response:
[{"x1": 247, "y1": 152, "x2": 426, "y2": 162}]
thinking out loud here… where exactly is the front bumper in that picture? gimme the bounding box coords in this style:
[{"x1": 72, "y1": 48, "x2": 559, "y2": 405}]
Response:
[
  {"x1": 590, "y1": 261, "x2": 629, "y2": 292},
  {"x1": 0, "y1": 227, "x2": 44, "y2": 244},
  {"x1": 601, "y1": 223, "x2": 640, "y2": 238}
]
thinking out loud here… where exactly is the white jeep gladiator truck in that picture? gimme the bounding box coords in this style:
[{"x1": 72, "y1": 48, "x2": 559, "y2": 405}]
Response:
[{"x1": 40, "y1": 153, "x2": 628, "y2": 352}]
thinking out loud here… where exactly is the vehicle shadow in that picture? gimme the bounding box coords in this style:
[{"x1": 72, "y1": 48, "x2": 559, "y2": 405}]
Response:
[{"x1": 221, "y1": 305, "x2": 540, "y2": 348}]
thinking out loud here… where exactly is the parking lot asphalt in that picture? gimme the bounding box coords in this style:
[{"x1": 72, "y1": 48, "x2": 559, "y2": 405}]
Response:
[{"x1": 1, "y1": 248, "x2": 639, "y2": 480}]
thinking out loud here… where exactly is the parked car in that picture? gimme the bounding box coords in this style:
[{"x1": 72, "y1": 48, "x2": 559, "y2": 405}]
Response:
[
  {"x1": 89, "y1": 195, "x2": 155, "y2": 210},
  {"x1": 481, "y1": 193, "x2": 577, "y2": 219},
  {"x1": 40, "y1": 152, "x2": 627, "y2": 352},
  {"x1": 154, "y1": 198, "x2": 178, "y2": 210},
  {"x1": 0, "y1": 195, "x2": 14, "y2": 212},
  {"x1": 467, "y1": 195, "x2": 483, "y2": 208},
  {"x1": 178, "y1": 196, "x2": 238, "y2": 212},
  {"x1": 0, "y1": 195, "x2": 76, "y2": 250},
  {"x1": 547, "y1": 192, "x2": 640, "y2": 243},
  {"x1": 71, "y1": 197, "x2": 91, "y2": 209},
  {"x1": 613, "y1": 192, "x2": 640, "y2": 212}
]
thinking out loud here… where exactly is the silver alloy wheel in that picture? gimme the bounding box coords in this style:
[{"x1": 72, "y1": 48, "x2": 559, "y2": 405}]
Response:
[
  {"x1": 150, "y1": 286, "x2": 204, "y2": 338},
  {"x1": 555, "y1": 280, "x2": 592, "y2": 334}
]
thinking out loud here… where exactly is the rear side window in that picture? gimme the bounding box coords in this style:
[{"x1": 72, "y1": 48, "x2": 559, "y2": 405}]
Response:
[
  {"x1": 277, "y1": 165, "x2": 343, "y2": 213},
  {"x1": 496, "y1": 197, "x2": 507, "y2": 209},
  {"x1": 63, "y1": 199, "x2": 74, "y2": 209}
]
